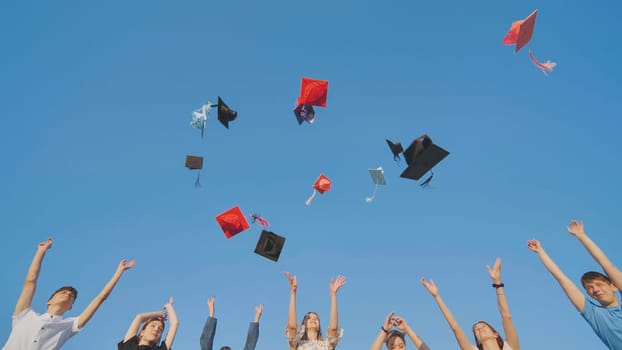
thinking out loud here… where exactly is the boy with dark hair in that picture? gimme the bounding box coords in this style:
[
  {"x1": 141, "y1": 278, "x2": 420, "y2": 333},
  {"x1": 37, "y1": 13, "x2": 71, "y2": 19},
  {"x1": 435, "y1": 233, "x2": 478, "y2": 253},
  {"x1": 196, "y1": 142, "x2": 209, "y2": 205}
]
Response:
[
  {"x1": 528, "y1": 220, "x2": 622, "y2": 349},
  {"x1": 2, "y1": 237, "x2": 135, "y2": 350}
]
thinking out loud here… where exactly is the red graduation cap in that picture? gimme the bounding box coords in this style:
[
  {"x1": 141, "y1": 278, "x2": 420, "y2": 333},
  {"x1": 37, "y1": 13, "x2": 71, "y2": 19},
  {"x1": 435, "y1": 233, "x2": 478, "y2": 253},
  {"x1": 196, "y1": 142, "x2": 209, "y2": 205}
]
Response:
[
  {"x1": 503, "y1": 9, "x2": 538, "y2": 53},
  {"x1": 215, "y1": 206, "x2": 250, "y2": 239},
  {"x1": 297, "y1": 77, "x2": 329, "y2": 107},
  {"x1": 305, "y1": 174, "x2": 331, "y2": 205}
]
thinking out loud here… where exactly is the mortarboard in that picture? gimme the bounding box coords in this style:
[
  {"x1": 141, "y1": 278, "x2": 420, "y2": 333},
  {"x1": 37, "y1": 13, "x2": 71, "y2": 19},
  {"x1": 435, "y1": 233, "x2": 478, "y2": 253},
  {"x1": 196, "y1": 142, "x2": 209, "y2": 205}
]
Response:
[
  {"x1": 366, "y1": 167, "x2": 387, "y2": 203},
  {"x1": 305, "y1": 173, "x2": 331, "y2": 205},
  {"x1": 503, "y1": 9, "x2": 538, "y2": 53},
  {"x1": 185, "y1": 155, "x2": 204, "y2": 187},
  {"x1": 215, "y1": 206, "x2": 250, "y2": 239},
  {"x1": 191, "y1": 103, "x2": 215, "y2": 138},
  {"x1": 254, "y1": 230, "x2": 286, "y2": 262},
  {"x1": 400, "y1": 135, "x2": 449, "y2": 182},
  {"x1": 297, "y1": 77, "x2": 329, "y2": 107},
  {"x1": 217, "y1": 96, "x2": 238, "y2": 129},
  {"x1": 386, "y1": 139, "x2": 404, "y2": 162},
  {"x1": 293, "y1": 104, "x2": 316, "y2": 125},
  {"x1": 249, "y1": 213, "x2": 270, "y2": 228}
]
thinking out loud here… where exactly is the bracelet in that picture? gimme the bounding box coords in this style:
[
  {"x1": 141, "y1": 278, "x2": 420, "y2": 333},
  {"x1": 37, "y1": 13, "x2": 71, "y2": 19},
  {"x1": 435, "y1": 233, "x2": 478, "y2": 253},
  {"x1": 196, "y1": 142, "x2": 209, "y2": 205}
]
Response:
[
  {"x1": 381, "y1": 326, "x2": 389, "y2": 333},
  {"x1": 492, "y1": 283, "x2": 505, "y2": 288}
]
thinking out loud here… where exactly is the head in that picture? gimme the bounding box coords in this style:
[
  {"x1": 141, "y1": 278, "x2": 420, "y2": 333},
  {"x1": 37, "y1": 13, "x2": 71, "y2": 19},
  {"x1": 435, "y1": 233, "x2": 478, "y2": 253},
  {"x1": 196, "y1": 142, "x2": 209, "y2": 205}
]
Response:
[
  {"x1": 300, "y1": 312, "x2": 322, "y2": 340},
  {"x1": 47, "y1": 286, "x2": 78, "y2": 313},
  {"x1": 138, "y1": 317, "x2": 165, "y2": 346},
  {"x1": 385, "y1": 330, "x2": 406, "y2": 350},
  {"x1": 472, "y1": 321, "x2": 503, "y2": 350},
  {"x1": 581, "y1": 271, "x2": 620, "y2": 306},
  {"x1": 219, "y1": 347, "x2": 231, "y2": 350}
]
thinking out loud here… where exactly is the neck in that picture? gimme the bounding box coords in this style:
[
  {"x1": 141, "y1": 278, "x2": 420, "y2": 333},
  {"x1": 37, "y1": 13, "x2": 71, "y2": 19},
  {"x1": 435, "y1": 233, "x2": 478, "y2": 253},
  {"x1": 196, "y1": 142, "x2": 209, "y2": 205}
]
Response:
[
  {"x1": 46, "y1": 305, "x2": 67, "y2": 316},
  {"x1": 480, "y1": 339, "x2": 502, "y2": 350},
  {"x1": 306, "y1": 329, "x2": 319, "y2": 340}
]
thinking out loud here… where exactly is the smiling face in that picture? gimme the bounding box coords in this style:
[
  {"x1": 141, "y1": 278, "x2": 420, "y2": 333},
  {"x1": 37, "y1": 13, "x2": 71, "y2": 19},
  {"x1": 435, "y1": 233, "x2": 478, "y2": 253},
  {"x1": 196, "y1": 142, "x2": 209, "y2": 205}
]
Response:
[
  {"x1": 139, "y1": 319, "x2": 165, "y2": 346},
  {"x1": 303, "y1": 312, "x2": 320, "y2": 331},
  {"x1": 472, "y1": 321, "x2": 503, "y2": 349},
  {"x1": 386, "y1": 331, "x2": 406, "y2": 350},
  {"x1": 582, "y1": 276, "x2": 620, "y2": 307}
]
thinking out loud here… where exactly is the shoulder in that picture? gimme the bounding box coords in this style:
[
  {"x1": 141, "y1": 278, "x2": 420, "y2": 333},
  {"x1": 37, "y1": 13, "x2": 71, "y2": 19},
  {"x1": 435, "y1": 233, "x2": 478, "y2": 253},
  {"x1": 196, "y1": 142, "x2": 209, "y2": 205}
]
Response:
[{"x1": 118, "y1": 335, "x2": 139, "y2": 349}]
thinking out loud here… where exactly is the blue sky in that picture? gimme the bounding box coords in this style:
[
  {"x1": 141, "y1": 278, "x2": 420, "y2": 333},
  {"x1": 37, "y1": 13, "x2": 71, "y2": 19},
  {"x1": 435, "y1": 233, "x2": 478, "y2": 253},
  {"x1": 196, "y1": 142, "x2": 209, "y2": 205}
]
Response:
[{"x1": 2, "y1": 0, "x2": 621, "y2": 349}]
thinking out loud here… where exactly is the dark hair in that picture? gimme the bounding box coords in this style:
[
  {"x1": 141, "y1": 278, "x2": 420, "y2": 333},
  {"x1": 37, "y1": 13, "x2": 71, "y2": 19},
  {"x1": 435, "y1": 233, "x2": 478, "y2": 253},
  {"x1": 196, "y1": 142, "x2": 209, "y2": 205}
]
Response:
[
  {"x1": 385, "y1": 330, "x2": 406, "y2": 349},
  {"x1": 472, "y1": 321, "x2": 503, "y2": 350},
  {"x1": 581, "y1": 271, "x2": 611, "y2": 286},
  {"x1": 220, "y1": 347, "x2": 232, "y2": 350},
  {"x1": 301, "y1": 312, "x2": 323, "y2": 341},
  {"x1": 48, "y1": 286, "x2": 78, "y2": 302}
]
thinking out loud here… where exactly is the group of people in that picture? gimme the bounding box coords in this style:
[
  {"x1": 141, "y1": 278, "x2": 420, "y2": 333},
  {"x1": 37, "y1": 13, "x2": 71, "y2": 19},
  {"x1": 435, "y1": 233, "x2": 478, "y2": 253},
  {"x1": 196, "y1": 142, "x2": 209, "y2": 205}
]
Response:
[{"x1": 3, "y1": 220, "x2": 622, "y2": 350}]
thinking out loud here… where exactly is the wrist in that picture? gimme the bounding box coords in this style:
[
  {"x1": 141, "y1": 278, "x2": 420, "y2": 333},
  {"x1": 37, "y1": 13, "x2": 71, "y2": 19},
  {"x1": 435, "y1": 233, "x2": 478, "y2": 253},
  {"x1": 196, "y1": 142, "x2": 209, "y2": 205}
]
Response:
[
  {"x1": 492, "y1": 282, "x2": 504, "y2": 288},
  {"x1": 381, "y1": 326, "x2": 389, "y2": 333}
]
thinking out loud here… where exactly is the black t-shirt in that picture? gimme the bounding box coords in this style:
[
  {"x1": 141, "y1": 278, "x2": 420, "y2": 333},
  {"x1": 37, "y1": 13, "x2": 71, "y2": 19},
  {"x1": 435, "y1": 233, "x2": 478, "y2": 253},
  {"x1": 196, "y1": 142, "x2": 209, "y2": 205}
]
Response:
[{"x1": 118, "y1": 336, "x2": 168, "y2": 350}]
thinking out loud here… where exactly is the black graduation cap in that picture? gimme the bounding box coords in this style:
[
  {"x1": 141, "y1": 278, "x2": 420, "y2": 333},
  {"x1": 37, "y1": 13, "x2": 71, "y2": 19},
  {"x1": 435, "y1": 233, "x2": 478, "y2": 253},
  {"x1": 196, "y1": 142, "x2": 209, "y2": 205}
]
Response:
[
  {"x1": 217, "y1": 96, "x2": 238, "y2": 129},
  {"x1": 185, "y1": 155, "x2": 204, "y2": 187},
  {"x1": 254, "y1": 230, "x2": 286, "y2": 262},
  {"x1": 399, "y1": 134, "x2": 449, "y2": 181},
  {"x1": 386, "y1": 139, "x2": 404, "y2": 161}
]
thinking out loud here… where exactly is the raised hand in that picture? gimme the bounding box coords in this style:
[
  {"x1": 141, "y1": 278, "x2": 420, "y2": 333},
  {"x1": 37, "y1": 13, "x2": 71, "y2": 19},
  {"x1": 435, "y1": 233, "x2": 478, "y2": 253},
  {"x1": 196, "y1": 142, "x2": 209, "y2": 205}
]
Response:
[
  {"x1": 254, "y1": 304, "x2": 264, "y2": 322},
  {"x1": 207, "y1": 296, "x2": 215, "y2": 317},
  {"x1": 527, "y1": 239, "x2": 542, "y2": 253},
  {"x1": 567, "y1": 220, "x2": 586, "y2": 237},
  {"x1": 420, "y1": 278, "x2": 439, "y2": 297},
  {"x1": 117, "y1": 259, "x2": 136, "y2": 273},
  {"x1": 383, "y1": 311, "x2": 396, "y2": 330},
  {"x1": 163, "y1": 297, "x2": 174, "y2": 311},
  {"x1": 38, "y1": 237, "x2": 53, "y2": 251},
  {"x1": 394, "y1": 316, "x2": 409, "y2": 331},
  {"x1": 330, "y1": 275, "x2": 347, "y2": 294},
  {"x1": 285, "y1": 272, "x2": 297, "y2": 292},
  {"x1": 486, "y1": 257, "x2": 502, "y2": 284}
]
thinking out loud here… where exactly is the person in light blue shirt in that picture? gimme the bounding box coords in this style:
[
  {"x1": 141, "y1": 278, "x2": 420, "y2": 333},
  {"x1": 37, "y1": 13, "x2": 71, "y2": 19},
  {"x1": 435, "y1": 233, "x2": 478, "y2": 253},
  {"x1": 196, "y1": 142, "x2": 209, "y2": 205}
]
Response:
[{"x1": 528, "y1": 220, "x2": 622, "y2": 349}]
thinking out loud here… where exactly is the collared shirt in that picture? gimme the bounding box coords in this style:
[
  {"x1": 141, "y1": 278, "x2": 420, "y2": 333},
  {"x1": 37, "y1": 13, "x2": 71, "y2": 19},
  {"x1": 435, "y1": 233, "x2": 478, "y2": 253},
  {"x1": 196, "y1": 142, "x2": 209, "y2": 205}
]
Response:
[{"x1": 2, "y1": 308, "x2": 80, "y2": 350}]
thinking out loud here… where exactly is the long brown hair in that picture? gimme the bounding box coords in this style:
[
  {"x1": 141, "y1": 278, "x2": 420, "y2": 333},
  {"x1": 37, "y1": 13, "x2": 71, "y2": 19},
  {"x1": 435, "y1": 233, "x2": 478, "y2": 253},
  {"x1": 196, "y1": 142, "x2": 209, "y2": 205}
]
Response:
[
  {"x1": 300, "y1": 312, "x2": 323, "y2": 341},
  {"x1": 139, "y1": 317, "x2": 166, "y2": 345},
  {"x1": 472, "y1": 321, "x2": 503, "y2": 349}
]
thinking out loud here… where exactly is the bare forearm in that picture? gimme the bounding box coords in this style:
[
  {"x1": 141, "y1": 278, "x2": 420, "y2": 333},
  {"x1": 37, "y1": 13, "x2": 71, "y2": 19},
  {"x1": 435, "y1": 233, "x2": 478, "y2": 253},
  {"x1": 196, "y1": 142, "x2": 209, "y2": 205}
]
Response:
[
  {"x1": 287, "y1": 291, "x2": 297, "y2": 331},
  {"x1": 576, "y1": 234, "x2": 622, "y2": 288},
  {"x1": 405, "y1": 327, "x2": 425, "y2": 349},
  {"x1": 370, "y1": 330, "x2": 386, "y2": 350},
  {"x1": 433, "y1": 295, "x2": 471, "y2": 350},
  {"x1": 328, "y1": 293, "x2": 339, "y2": 336}
]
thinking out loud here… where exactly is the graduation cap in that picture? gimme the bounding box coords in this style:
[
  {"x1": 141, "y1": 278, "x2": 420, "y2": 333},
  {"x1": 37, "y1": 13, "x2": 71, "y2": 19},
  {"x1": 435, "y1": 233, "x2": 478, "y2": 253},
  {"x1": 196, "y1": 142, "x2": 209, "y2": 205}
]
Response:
[
  {"x1": 215, "y1": 206, "x2": 250, "y2": 239},
  {"x1": 365, "y1": 167, "x2": 386, "y2": 203},
  {"x1": 305, "y1": 173, "x2": 331, "y2": 205},
  {"x1": 293, "y1": 104, "x2": 316, "y2": 125},
  {"x1": 185, "y1": 155, "x2": 203, "y2": 187},
  {"x1": 503, "y1": 9, "x2": 538, "y2": 53},
  {"x1": 254, "y1": 230, "x2": 286, "y2": 262},
  {"x1": 191, "y1": 103, "x2": 215, "y2": 138},
  {"x1": 386, "y1": 139, "x2": 404, "y2": 161},
  {"x1": 217, "y1": 96, "x2": 238, "y2": 129},
  {"x1": 399, "y1": 134, "x2": 449, "y2": 183},
  {"x1": 249, "y1": 213, "x2": 270, "y2": 228},
  {"x1": 294, "y1": 77, "x2": 328, "y2": 125}
]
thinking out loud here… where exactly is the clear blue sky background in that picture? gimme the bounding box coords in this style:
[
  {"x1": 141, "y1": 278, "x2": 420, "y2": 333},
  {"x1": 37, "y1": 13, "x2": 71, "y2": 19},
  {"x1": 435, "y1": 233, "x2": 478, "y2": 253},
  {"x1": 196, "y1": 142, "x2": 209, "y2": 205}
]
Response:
[{"x1": 2, "y1": 1, "x2": 621, "y2": 349}]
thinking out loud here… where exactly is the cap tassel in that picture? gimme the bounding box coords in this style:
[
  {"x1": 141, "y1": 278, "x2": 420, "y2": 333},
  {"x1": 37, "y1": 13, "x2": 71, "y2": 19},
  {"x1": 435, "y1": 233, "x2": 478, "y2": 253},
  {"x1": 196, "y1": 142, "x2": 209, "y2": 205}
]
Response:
[
  {"x1": 420, "y1": 172, "x2": 434, "y2": 188},
  {"x1": 365, "y1": 184, "x2": 379, "y2": 203},
  {"x1": 194, "y1": 172, "x2": 201, "y2": 187},
  {"x1": 305, "y1": 190, "x2": 318, "y2": 206}
]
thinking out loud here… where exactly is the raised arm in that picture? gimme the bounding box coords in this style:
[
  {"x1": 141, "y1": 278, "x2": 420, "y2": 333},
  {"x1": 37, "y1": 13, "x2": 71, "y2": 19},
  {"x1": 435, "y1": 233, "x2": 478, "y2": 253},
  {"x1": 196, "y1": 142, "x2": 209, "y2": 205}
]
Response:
[
  {"x1": 78, "y1": 259, "x2": 135, "y2": 329},
  {"x1": 527, "y1": 239, "x2": 585, "y2": 311},
  {"x1": 327, "y1": 275, "x2": 346, "y2": 337},
  {"x1": 14, "y1": 238, "x2": 53, "y2": 315},
  {"x1": 123, "y1": 310, "x2": 166, "y2": 342},
  {"x1": 163, "y1": 297, "x2": 179, "y2": 349},
  {"x1": 486, "y1": 258, "x2": 519, "y2": 350},
  {"x1": 200, "y1": 297, "x2": 217, "y2": 350},
  {"x1": 370, "y1": 311, "x2": 395, "y2": 350},
  {"x1": 567, "y1": 220, "x2": 622, "y2": 290},
  {"x1": 421, "y1": 278, "x2": 472, "y2": 350},
  {"x1": 395, "y1": 316, "x2": 430, "y2": 350},
  {"x1": 243, "y1": 304, "x2": 263, "y2": 350},
  {"x1": 285, "y1": 272, "x2": 298, "y2": 337}
]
